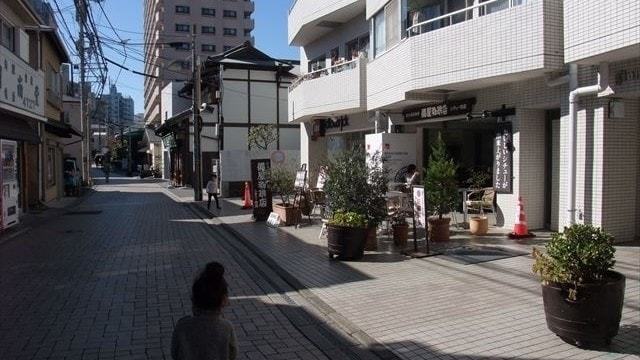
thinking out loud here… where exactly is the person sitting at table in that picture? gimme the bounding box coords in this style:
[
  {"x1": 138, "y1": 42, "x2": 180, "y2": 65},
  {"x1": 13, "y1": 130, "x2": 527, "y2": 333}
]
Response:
[{"x1": 404, "y1": 164, "x2": 419, "y2": 189}]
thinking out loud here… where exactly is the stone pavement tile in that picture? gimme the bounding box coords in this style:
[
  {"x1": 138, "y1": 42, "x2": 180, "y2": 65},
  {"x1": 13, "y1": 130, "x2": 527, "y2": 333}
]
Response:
[
  {"x1": 0, "y1": 179, "x2": 336, "y2": 360},
  {"x1": 205, "y1": 196, "x2": 640, "y2": 360}
]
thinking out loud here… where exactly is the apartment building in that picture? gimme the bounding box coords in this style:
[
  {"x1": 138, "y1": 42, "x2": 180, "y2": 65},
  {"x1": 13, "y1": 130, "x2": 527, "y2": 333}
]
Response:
[
  {"x1": 143, "y1": 0, "x2": 255, "y2": 126},
  {"x1": 288, "y1": 0, "x2": 640, "y2": 242}
]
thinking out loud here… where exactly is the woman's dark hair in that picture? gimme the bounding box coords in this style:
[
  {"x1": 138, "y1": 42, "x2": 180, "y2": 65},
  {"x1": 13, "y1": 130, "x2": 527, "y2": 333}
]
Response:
[
  {"x1": 407, "y1": 164, "x2": 417, "y2": 173},
  {"x1": 192, "y1": 262, "x2": 228, "y2": 311}
]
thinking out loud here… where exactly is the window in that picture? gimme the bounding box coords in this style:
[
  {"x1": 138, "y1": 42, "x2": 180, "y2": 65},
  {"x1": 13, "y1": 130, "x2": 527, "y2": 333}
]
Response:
[
  {"x1": 201, "y1": 44, "x2": 216, "y2": 52},
  {"x1": 47, "y1": 66, "x2": 60, "y2": 95},
  {"x1": 1, "y1": 18, "x2": 15, "y2": 52},
  {"x1": 373, "y1": 0, "x2": 399, "y2": 57},
  {"x1": 244, "y1": 11, "x2": 252, "y2": 19},
  {"x1": 346, "y1": 34, "x2": 369, "y2": 60},
  {"x1": 307, "y1": 55, "x2": 326, "y2": 73},
  {"x1": 202, "y1": 26, "x2": 216, "y2": 34},
  {"x1": 172, "y1": 42, "x2": 190, "y2": 50},
  {"x1": 175, "y1": 5, "x2": 190, "y2": 14},
  {"x1": 223, "y1": 28, "x2": 237, "y2": 36},
  {"x1": 223, "y1": 10, "x2": 237, "y2": 18},
  {"x1": 244, "y1": 29, "x2": 251, "y2": 36},
  {"x1": 175, "y1": 24, "x2": 190, "y2": 32},
  {"x1": 201, "y1": 7, "x2": 216, "y2": 16}
]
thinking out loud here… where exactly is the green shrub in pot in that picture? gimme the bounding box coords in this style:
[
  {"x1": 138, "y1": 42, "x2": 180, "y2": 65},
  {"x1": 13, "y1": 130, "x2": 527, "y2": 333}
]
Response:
[
  {"x1": 532, "y1": 224, "x2": 624, "y2": 347},
  {"x1": 329, "y1": 211, "x2": 367, "y2": 229}
]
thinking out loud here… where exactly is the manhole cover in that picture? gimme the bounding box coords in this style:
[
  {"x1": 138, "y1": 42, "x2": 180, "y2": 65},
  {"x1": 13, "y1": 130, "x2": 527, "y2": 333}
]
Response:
[{"x1": 64, "y1": 210, "x2": 103, "y2": 215}]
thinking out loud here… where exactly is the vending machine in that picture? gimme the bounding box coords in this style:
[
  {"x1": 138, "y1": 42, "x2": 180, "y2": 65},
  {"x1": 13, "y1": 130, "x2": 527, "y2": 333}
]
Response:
[{"x1": 1, "y1": 140, "x2": 20, "y2": 230}]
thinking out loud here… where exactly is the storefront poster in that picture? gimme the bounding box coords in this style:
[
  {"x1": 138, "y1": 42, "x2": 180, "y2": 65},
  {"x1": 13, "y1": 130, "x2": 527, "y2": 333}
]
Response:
[
  {"x1": 493, "y1": 122, "x2": 513, "y2": 194},
  {"x1": 413, "y1": 186, "x2": 426, "y2": 230},
  {"x1": 251, "y1": 159, "x2": 272, "y2": 221}
]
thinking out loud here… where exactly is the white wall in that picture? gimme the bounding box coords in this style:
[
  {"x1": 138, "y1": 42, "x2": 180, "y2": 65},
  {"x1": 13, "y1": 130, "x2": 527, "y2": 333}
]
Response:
[{"x1": 564, "y1": 0, "x2": 640, "y2": 63}]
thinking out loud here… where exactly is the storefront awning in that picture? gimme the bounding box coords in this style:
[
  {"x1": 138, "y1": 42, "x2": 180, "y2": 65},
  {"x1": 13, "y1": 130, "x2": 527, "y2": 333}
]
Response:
[
  {"x1": 44, "y1": 121, "x2": 82, "y2": 138},
  {"x1": 0, "y1": 117, "x2": 40, "y2": 144}
]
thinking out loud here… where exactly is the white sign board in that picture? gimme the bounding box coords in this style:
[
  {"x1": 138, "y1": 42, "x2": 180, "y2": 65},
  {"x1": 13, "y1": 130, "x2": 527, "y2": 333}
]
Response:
[
  {"x1": 413, "y1": 186, "x2": 426, "y2": 229},
  {"x1": 0, "y1": 46, "x2": 45, "y2": 118},
  {"x1": 266, "y1": 212, "x2": 281, "y2": 227},
  {"x1": 365, "y1": 133, "x2": 417, "y2": 185}
]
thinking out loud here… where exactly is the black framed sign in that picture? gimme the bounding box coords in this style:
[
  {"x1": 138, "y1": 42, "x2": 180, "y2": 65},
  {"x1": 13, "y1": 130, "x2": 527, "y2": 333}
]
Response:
[
  {"x1": 251, "y1": 159, "x2": 272, "y2": 221},
  {"x1": 403, "y1": 98, "x2": 476, "y2": 122},
  {"x1": 493, "y1": 122, "x2": 513, "y2": 194}
]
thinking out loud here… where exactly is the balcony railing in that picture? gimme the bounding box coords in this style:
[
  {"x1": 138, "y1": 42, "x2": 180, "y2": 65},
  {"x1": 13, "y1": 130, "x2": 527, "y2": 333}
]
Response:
[
  {"x1": 406, "y1": 0, "x2": 525, "y2": 37},
  {"x1": 290, "y1": 56, "x2": 362, "y2": 91}
]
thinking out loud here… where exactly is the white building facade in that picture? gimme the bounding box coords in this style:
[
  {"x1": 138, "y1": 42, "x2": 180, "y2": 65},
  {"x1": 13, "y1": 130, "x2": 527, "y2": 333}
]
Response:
[{"x1": 289, "y1": 0, "x2": 639, "y2": 242}]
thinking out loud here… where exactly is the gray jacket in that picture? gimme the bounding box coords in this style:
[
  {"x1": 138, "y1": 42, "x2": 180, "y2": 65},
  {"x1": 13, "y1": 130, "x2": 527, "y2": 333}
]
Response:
[{"x1": 171, "y1": 310, "x2": 237, "y2": 360}]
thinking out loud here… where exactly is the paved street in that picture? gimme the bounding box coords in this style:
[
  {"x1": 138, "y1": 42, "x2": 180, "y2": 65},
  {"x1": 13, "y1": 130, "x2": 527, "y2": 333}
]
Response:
[{"x1": 0, "y1": 176, "x2": 364, "y2": 360}]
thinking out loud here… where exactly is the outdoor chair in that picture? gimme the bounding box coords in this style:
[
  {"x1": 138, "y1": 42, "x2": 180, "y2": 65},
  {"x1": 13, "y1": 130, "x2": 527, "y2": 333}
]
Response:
[{"x1": 465, "y1": 187, "x2": 496, "y2": 222}]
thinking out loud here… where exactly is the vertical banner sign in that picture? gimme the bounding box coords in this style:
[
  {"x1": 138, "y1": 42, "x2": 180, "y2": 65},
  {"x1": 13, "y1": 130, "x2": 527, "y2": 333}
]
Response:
[
  {"x1": 412, "y1": 185, "x2": 428, "y2": 253},
  {"x1": 251, "y1": 159, "x2": 272, "y2": 221},
  {"x1": 493, "y1": 122, "x2": 513, "y2": 194}
]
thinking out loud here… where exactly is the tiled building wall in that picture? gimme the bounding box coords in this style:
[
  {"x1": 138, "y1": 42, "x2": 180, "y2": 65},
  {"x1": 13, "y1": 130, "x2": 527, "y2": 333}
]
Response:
[
  {"x1": 289, "y1": 0, "x2": 363, "y2": 43},
  {"x1": 289, "y1": 58, "x2": 366, "y2": 122},
  {"x1": 564, "y1": 0, "x2": 640, "y2": 63},
  {"x1": 602, "y1": 98, "x2": 639, "y2": 242},
  {"x1": 367, "y1": 0, "x2": 563, "y2": 110}
]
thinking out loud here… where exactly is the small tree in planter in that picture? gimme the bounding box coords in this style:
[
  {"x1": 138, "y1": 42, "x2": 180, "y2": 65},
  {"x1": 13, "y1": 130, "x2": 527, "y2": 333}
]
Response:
[
  {"x1": 248, "y1": 124, "x2": 278, "y2": 150},
  {"x1": 324, "y1": 148, "x2": 387, "y2": 256},
  {"x1": 424, "y1": 133, "x2": 458, "y2": 241},
  {"x1": 269, "y1": 164, "x2": 299, "y2": 226},
  {"x1": 532, "y1": 224, "x2": 624, "y2": 347}
]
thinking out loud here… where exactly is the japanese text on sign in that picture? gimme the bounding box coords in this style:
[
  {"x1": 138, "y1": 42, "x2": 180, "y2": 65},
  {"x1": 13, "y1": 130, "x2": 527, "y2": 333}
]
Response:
[{"x1": 493, "y1": 122, "x2": 513, "y2": 194}]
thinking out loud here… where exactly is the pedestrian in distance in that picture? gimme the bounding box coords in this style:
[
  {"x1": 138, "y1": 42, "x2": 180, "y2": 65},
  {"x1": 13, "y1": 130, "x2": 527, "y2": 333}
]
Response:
[
  {"x1": 103, "y1": 151, "x2": 112, "y2": 183},
  {"x1": 206, "y1": 174, "x2": 221, "y2": 210},
  {"x1": 171, "y1": 262, "x2": 237, "y2": 360}
]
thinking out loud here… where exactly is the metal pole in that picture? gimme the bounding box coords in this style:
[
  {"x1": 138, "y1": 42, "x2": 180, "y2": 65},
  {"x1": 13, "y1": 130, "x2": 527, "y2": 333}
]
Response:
[
  {"x1": 127, "y1": 126, "x2": 132, "y2": 176},
  {"x1": 76, "y1": 0, "x2": 90, "y2": 185},
  {"x1": 192, "y1": 26, "x2": 203, "y2": 201}
]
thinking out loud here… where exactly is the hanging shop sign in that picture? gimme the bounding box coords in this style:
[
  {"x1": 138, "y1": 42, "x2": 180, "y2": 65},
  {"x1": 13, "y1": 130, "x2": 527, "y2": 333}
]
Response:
[
  {"x1": 493, "y1": 122, "x2": 513, "y2": 194},
  {"x1": 251, "y1": 159, "x2": 272, "y2": 221},
  {"x1": 403, "y1": 98, "x2": 476, "y2": 122},
  {"x1": 162, "y1": 134, "x2": 177, "y2": 148}
]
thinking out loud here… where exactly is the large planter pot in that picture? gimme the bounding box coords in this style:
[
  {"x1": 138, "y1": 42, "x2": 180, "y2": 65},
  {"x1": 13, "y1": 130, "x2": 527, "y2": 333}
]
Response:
[
  {"x1": 541, "y1": 271, "x2": 626, "y2": 347},
  {"x1": 327, "y1": 225, "x2": 366, "y2": 260},
  {"x1": 428, "y1": 217, "x2": 451, "y2": 242},
  {"x1": 392, "y1": 223, "x2": 409, "y2": 246},
  {"x1": 469, "y1": 216, "x2": 488, "y2": 236},
  {"x1": 365, "y1": 226, "x2": 378, "y2": 251},
  {"x1": 273, "y1": 203, "x2": 300, "y2": 226}
]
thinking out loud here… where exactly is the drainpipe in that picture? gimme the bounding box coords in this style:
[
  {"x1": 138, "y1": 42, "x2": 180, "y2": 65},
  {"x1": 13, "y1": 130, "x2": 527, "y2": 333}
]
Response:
[{"x1": 567, "y1": 63, "x2": 614, "y2": 224}]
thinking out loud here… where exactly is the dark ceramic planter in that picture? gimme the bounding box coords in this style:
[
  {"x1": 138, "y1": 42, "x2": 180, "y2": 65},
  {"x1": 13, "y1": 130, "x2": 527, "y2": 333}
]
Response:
[
  {"x1": 327, "y1": 225, "x2": 366, "y2": 260},
  {"x1": 541, "y1": 271, "x2": 626, "y2": 347}
]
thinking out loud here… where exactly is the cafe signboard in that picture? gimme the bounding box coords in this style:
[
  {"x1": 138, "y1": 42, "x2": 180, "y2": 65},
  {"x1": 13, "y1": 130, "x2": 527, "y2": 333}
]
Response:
[
  {"x1": 493, "y1": 122, "x2": 513, "y2": 194},
  {"x1": 403, "y1": 98, "x2": 476, "y2": 122},
  {"x1": 0, "y1": 46, "x2": 45, "y2": 118},
  {"x1": 251, "y1": 159, "x2": 272, "y2": 221}
]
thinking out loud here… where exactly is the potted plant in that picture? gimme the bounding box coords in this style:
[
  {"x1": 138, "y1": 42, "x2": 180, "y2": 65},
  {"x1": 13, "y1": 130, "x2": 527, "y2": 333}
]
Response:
[
  {"x1": 327, "y1": 211, "x2": 367, "y2": 260},
  {"x1": 532, "y1": 224, "x2": 625, "y2": 347},
  {"x1": 389, "y1": 201, "x2": 410, "y2": 246},
  {"x1": 324, "y1": 148, "x2": 387, "y2": 255},
  {"x1": 425, "y1": 133, "x2": 458, "y2": 242},
  {"x1": 269, "y1": 164, "x2": 300, "y2": 226},
  {"x1": 466, "y1": 167, "x2": 492, "y2": 235}
]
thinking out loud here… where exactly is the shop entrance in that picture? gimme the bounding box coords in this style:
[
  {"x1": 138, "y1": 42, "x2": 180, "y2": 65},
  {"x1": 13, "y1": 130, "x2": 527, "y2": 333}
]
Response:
[{"x1": 422, "y1": 119, "x2": 495, "y2": 189}]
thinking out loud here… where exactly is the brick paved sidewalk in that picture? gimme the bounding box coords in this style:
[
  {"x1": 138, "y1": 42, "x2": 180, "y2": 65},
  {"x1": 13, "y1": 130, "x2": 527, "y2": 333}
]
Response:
[
  {"x1": 0, "y1": 178, "x2": 359, "y2": 360},
  {"x1": 167, "y1": 187, "x2": 640, "y2": 360}
]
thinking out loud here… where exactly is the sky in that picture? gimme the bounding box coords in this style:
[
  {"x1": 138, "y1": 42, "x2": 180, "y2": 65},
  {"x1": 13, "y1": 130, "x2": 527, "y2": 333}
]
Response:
[{"x1": 55, "y1": 0, "x2": 298, "y2": 114}]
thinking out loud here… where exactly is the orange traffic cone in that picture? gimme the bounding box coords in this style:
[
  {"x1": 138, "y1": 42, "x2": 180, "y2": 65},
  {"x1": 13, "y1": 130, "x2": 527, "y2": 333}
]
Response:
[
  {"x1": 508, "y1": 196, "x2": 535, "y2": 239},
  {"x1": 241, "y1": 182, "x2": 253, "y2": 209}
]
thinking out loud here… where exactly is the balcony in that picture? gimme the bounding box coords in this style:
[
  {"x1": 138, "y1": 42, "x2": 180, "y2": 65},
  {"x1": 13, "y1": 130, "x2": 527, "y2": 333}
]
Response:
[
  {"x1": 367, "y1": 0, "x2": 564, "y2": 110},
  {"x1": 564, "y1": 0, "x2": 640, "y2": 64},
  {"x1": 0, "y1": 45, "x2": 45, "y2": 119},
  {"x1": 289, "y1": 56, "x2": 367, "y2": 122},
  {"x1": 288, "y1": 0, "x2": 365, "y2": 46}
]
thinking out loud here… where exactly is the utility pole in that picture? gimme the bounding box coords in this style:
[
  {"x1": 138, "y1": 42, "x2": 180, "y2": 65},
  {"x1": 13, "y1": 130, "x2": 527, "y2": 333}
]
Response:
[
  {"x1": 192, "y1": 25, "x2": 203, "y2": 201},
  {"x1": 76, "y1": 0, "x2": 90, "y2": 185},
  {"x1": 127, "y1": 125, "x2": 132, "y2": 176}
]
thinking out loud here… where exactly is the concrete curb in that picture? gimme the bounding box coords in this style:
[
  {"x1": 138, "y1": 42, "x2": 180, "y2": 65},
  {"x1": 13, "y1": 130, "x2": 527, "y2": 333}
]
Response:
[{"x1": 186, "y1": 201, "x2": 401, "y2": 360}]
